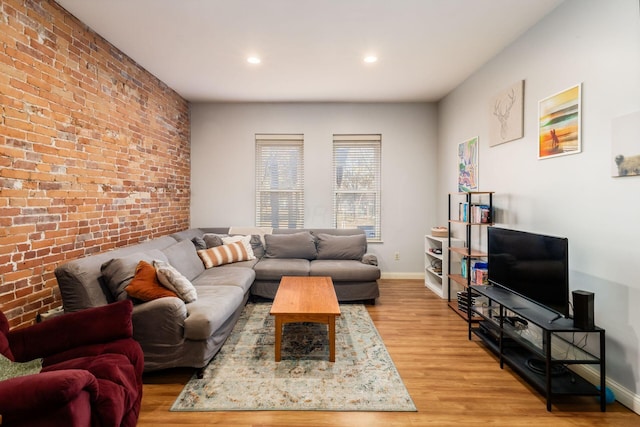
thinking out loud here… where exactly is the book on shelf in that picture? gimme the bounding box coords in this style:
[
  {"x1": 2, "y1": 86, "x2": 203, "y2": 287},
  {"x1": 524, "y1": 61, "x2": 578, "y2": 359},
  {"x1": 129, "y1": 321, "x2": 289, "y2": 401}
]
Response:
[
  {"x1": 459, "y1": 202, "x2": 468, "y2": 222},
  {"x1": 458, "y1": 203, "x2": 491, "y2": 223}
]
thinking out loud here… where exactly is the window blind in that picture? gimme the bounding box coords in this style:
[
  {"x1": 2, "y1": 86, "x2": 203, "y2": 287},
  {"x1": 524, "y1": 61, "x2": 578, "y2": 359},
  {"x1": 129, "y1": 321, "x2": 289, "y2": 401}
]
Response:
[
  {"x1": 255, "y1": 134, "x2": 304, "y2": 229},
  {"x1": 332, "y1": 134, "x2": 381, "y2": 241}
]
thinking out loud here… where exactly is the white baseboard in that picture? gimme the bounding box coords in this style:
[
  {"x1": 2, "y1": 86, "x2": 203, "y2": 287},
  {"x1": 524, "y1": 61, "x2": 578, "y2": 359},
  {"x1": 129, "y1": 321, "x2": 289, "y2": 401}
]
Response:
[
  {"x1": 571, "y1": 364, "x2": 640, "y2": 414},
  {"x1": 380, "y1": 272, "x2": 424, "y2": 280}
]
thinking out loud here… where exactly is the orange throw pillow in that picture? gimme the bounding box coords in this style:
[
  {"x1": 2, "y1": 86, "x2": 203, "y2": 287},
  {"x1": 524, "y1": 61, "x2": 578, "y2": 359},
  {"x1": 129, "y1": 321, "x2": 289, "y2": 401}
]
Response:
[{"x1": 126, "y1": 260, "x2": 178, "y2": 301}]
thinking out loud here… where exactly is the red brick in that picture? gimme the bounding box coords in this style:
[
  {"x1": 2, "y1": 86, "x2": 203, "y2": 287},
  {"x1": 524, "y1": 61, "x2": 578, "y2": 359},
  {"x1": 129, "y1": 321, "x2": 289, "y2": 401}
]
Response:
[{"x1": 1, "y1": 0, "x2": 189, "y2": 329}]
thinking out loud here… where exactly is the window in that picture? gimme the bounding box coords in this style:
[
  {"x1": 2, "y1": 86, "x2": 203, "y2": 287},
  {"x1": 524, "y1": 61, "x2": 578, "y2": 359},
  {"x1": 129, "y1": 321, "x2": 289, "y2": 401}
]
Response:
[
  {"x1": 255, "y1": 134, "x2": 304, "y2": 228},
  {"x1": 333, "y1": 134, "x2": 381, "y2": 241}
]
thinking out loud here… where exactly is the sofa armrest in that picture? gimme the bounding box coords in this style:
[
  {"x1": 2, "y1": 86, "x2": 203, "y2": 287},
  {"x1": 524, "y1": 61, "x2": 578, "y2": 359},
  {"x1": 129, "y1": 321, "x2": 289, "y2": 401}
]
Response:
[
  {"x1": 0, "y1": 369, "x2": 98, "y2": 415},
  {"x1": 132, "y1": 297, "x2": 188, "y2": 344},
  {"x1": 361, "y1": 253, "x2": 378, "y2": 266},
  {"x1": 8, "y1": 300, "x2": 133, "y2": 362}
]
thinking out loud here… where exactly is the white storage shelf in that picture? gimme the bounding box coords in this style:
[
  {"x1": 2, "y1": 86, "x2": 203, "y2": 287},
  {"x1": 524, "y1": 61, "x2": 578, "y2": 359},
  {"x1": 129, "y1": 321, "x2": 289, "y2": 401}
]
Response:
[{"x1": 424, "y1": 235, "x2": 462, "y2": 299}]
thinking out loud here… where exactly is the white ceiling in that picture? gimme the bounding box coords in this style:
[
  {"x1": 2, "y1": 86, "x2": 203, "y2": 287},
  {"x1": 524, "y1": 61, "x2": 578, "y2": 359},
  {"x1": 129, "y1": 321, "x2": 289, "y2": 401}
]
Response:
[{"x1": 55, "y1": 0, "x2": 564, "y2": 103}]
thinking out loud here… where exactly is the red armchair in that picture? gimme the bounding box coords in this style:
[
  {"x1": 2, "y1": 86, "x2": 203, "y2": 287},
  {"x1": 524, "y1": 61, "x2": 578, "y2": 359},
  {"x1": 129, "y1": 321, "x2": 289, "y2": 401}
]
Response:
[{"x1": 0, "y1": 300, "x2": 143, "y2": 427}]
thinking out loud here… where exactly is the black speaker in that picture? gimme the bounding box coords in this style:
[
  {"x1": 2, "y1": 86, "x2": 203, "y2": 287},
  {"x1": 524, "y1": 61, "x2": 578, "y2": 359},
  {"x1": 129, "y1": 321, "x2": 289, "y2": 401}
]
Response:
[{"x1": 573, "y1": 290, "x2": 594, "y2": 330}]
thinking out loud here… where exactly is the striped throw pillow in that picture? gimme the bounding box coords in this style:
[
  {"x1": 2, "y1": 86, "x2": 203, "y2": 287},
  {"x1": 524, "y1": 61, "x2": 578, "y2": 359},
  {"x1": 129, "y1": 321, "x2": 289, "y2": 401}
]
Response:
[{"x1": 197, "y1": 241, "x2": 254, "y2": 268}]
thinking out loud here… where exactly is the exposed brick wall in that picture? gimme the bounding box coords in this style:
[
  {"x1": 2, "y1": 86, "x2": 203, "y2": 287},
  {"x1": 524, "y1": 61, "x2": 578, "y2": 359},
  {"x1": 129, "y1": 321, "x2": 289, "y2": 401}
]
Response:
[{"x1": 0, "y1": 0, "x2": 191, "y2": 328}]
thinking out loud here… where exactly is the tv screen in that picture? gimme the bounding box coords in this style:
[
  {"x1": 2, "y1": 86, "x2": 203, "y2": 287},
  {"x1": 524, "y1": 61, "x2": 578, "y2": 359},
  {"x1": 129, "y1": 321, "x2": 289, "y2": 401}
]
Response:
[{"x1": 487, "y1": 227, "x2": 569, "y2": 318}]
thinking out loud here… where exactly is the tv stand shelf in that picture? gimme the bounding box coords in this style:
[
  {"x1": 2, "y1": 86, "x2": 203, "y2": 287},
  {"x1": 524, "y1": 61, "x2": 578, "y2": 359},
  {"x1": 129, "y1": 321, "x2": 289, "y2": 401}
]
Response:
[{"x1": 469, "y1": 285, "x2": 606, "y2": 412}]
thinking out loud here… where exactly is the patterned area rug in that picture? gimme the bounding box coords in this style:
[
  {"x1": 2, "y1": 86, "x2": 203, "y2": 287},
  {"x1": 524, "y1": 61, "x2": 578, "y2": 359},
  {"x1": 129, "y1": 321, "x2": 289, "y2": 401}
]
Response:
[{"x1": 171, "y1": 302, "x2": 416, "y2": 412}]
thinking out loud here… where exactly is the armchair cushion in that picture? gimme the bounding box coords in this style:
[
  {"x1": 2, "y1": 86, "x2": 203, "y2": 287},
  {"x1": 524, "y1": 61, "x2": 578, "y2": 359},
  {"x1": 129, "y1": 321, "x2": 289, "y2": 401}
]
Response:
[
  {"x1": 0, "y1": 332, "x2": 13, "y2": 361},
  {"x1": 44, "y1": 353, "x2": 139, "y2": 426},
  {"x1": 0, "y1": 369, "x2": 97, "y2": 414},
  {"x1": 7, "y1": 300, "x2": 134, "y2": 363},
  {"x1": 0, "y1": 300, "x2": 143, "y2": 427}
]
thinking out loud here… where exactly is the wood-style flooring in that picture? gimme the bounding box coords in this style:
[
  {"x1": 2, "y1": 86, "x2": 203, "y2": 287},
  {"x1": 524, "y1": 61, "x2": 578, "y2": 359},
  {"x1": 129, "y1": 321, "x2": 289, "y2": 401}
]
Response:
[{"x1": 139, "y1": 279, "x2": 638, "y2": 426}]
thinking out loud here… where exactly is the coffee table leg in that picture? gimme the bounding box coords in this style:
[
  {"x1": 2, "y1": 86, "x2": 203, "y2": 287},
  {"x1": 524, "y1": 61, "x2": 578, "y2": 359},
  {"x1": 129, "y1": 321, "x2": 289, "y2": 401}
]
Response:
[
  {"x1": 329, "y1": 316, "x2": 336, "y2": 362},
  {"x1": 275, "y1": 316, "x2": 282, "y2": 362}
]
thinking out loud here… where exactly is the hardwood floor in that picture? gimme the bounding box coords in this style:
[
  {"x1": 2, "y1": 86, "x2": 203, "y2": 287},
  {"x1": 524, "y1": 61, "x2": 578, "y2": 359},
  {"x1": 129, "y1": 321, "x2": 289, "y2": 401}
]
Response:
[{"x1": 138, "y1": 279, "x2": 638, "y2": 426}]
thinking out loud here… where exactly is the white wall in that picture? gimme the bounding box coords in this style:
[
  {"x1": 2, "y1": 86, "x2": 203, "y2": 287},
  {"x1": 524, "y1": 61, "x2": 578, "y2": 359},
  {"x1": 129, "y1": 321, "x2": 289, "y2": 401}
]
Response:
[
  {"x1": 190, "y1": 102, "x2": 438, "y2": 276},
  {"x1": 437, "y1": 0, "x2": 640, "y2": 410}
]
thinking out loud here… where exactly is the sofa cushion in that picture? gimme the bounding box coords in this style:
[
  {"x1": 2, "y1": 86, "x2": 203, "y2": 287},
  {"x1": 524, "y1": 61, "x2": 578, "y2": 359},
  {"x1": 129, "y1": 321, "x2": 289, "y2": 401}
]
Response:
[
  {"x1": 264, "y1": 231, "x2": 317, "y2": 259},
  {"x1": 253, "y1": 258, "x2": 310, "y2": 281},
  {"x1": 183, "y1": 286, "x2": 246, "y2": 340},
  {"x1": 161, "y1": 239, "x2": 205, "y2": 282},
  {"x1": 315, "y1": 233, "x2": 367, "y2": 260},
  {"x1": 192, "y1": 266, "x2": 255, "y2": 293},
  {"x1": 153, "y1": 260, "x2": 198, "y2": 303},
  {"x1": 100, "y1": 250, "x2": 169, "y2": 301},
  {"x1": 125, "y1": 261, "x2": 178, "y2": 302},
  {"x1": 309, "y1": 260, "x2": 381, "y2": 281}
]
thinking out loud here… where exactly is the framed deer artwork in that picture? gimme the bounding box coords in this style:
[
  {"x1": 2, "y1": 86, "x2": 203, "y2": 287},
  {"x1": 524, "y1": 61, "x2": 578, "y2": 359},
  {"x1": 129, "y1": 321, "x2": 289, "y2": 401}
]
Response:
[{"x1": 489, "y1": 80, "x2": 524, "y2": 147}]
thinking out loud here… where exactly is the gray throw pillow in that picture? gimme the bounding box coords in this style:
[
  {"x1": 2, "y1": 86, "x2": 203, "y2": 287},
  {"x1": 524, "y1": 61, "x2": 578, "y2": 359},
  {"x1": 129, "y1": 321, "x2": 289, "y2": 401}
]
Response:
[
  {"x1": 316, "y1": 233, "x2": 367, "y2": 260},
  {"x1": 265, "y1": 232, "x2": 317, "y2": 260},
  {"x1": 249, "y1": 234, "x2": 265, "y2": 258},
  {"x1": 361, "y1": 253, "x2": 378, "y2": 266},
  {"x1": 101, "y1": 250, "x2": 169, "y2": 301},
  {"x1": 191, "y1": 236, "x2": 206, "y2": 250},
  {"x1": 203, "y1": 233, "x2": 227, "y2": 248}
]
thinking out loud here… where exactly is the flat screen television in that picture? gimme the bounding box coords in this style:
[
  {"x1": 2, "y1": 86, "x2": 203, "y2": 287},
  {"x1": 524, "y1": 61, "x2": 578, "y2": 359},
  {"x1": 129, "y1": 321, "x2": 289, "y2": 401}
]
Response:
[{"x1": 487, "y1": 227, "x2": 570, "y2": 318}]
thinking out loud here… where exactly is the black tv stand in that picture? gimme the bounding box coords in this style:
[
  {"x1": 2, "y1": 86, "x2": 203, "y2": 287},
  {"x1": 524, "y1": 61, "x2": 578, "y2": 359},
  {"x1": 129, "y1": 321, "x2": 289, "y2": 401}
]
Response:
[
  {"x1": 548, "y1": 313, "x2": 563, "y2": 324},
  {"x1": 469, "y1": 284, "x2": 606, "y2": 412},
  {"x1": 526, "y1": 357, "x2": 567, "y2": 377}
]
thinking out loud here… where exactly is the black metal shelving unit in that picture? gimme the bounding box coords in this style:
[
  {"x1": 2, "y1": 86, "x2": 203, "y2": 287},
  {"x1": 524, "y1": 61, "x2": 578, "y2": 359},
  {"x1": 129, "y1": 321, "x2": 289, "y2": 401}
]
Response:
[
  {"x1": 469, "y1": 284, "x2": 606, "y2": 412},
  {"x1": 446, "y1": 192, "x2": 493, "y2": 325}
]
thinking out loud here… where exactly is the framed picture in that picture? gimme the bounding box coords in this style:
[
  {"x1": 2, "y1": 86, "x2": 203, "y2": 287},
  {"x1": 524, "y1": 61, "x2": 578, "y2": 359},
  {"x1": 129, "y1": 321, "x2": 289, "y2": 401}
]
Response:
[
  {"x1": 538, "y1": 84, "x2": 581, "y2": 159},
  {"x1": 489, "y1": 80, "x2": 524, "y2": 146},
  {"x1": 458, "y1": 136, "x2": 478, "y2": 192},
  {"x1": 612, "y1": 111, "x2": 640, "y2": 177}
]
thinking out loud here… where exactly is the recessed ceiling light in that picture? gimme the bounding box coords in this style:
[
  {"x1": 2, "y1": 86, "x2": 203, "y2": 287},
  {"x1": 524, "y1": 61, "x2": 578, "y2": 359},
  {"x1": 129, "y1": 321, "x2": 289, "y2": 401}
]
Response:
[
  {"x1": 364, "y1": 55, "x2": 378, "y2": 63},
  {"x1": 247, "y1": 56, "x2": 261, "y2": 64}
]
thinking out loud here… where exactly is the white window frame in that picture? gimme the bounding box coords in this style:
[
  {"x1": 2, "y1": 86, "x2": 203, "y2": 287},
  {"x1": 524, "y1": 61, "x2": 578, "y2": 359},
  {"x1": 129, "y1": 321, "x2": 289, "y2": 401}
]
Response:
[
  {"x1": 255, "y1": 134, "x2": 304, "y2": 229},
  {"x1": 332, "y1": 134, "x2": 381, "y2": 241}
]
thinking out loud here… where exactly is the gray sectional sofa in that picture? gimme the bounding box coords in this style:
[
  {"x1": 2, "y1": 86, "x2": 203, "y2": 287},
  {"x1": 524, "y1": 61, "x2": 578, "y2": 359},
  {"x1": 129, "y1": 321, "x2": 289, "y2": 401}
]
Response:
[{"x1": 55, "y1": 227, "x2": 380, "y2": 372}]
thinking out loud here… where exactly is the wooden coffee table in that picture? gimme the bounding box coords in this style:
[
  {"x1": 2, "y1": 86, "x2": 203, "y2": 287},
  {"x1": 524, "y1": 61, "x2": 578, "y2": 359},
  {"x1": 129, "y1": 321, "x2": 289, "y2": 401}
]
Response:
[{"x1": 270, "y1": 276, "x2": 341, "y2": 362}]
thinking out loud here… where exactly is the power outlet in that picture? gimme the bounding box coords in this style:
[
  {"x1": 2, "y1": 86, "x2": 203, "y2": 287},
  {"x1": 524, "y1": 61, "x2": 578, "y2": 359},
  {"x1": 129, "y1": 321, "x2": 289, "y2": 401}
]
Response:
[{"x1": 394, "y1": 252, "x2": 400, "y2": 261}]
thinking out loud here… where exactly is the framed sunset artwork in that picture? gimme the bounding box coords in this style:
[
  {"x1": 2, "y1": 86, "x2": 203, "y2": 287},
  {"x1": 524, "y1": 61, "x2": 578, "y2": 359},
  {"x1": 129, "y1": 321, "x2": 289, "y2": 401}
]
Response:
[{"x1": 538, "y1": 84, "x2": 581, "y2": 159}]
